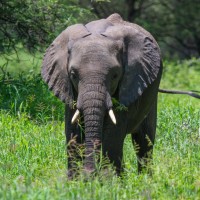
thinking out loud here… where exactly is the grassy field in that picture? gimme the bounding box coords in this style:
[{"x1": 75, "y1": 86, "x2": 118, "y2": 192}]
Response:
[{"x1": 0, "y1": 58, "x2": 200, "y2": 199}]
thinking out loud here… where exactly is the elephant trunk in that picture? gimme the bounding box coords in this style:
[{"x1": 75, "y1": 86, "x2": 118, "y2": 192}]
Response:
[
  {"x1": 83, "y1": 104, "x2": 104, "y2": 171},
  {"x1": 81, "y1": 84, "x2": 106, "y2": 172}
]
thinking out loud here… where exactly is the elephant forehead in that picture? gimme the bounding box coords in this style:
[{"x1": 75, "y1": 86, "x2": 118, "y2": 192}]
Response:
[
  {"x1": 70, "y1": 38, "x2": 119, "y2": 63},
  {"x1": 72, "y1": 35, "x2": 120, "y2": 54},
  {"x1": 70, "y1": 50, "x2": 117, "y2": 67},
  {"x1": 73, "y1": 38, "x2": 109, "y2": 52}
]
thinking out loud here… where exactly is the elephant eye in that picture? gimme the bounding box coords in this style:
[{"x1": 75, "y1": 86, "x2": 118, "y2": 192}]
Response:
[{"x1": 112, "y1": 73, "x2": 118, "y2": 80}]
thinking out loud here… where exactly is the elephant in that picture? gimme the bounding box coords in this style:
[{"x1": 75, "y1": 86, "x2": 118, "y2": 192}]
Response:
[{"x1": 41, "y1": 13, "x2": 176, "y2": 178}]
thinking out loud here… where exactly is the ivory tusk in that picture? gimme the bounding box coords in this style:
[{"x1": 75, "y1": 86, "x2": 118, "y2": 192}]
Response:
[
  {"x1": 71, "y1": 109, "x2": 80, "y2": 124},
  {"x1": 109, "y1": 109, "x2": 116, "y2": 125}
]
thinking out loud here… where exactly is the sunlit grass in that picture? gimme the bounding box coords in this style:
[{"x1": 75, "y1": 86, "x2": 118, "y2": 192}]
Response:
[{"x1": 0, "y1": 59, "x2": 200, "y2": 199}]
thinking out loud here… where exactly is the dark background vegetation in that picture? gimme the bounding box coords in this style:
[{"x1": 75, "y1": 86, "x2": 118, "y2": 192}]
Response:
[{"x1": 1, "y1": 0, "x2": 200, "y2": 59}]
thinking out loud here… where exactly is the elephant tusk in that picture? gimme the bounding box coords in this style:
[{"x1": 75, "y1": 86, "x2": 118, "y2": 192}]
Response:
[
  {"x1": 109, "y1": 109, "x2": 116, "y2": 125},
  {"x1": 71, "y1": 109, "x2": 80, "y2": 124}
]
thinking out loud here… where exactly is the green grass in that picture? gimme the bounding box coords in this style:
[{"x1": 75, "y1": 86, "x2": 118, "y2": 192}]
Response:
[
  {"x1": 0, "y1": 58, "x2": 200, "y2": 199},
  {"x1": 0, "y1": 47, "x2": 42, "y2": 75}
]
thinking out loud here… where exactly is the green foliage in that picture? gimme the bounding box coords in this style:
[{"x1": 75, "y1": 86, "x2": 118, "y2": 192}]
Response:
[
  {"x1": 112, "y1": 98, "x2": 128, "y2": 111},
  {"x1": 0, "y1": 70, "x2": 64, "y2": 121},
  {"x1": 0, "y1": 60, "x2": 200, "y2": 199},
  {"x1": 0, "y1": 0, "x2": 96, "y2": 53},
  {"x1": 0, "y1": 47, "x2": 42, "y2": 74},
  {"x1": 160, "y1": 58, "x2": 200, "y2": 90},
  {"x1": 135, "y1": 0, "x2": 200, "y2": 58}
]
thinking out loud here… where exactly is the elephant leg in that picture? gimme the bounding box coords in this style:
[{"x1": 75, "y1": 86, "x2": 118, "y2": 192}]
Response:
[
  {"x1": 131, "y1": 99, "x2": 157, "y2": 173},
  {"x1": 102, "y1": 126, "x2": 126, "y2": 175},
  {"x1": 65, "y1": 106, "x2": 85, "y2": 179}
]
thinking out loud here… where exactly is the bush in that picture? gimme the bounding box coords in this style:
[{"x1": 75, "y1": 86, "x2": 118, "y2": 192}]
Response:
[{"x1": 0, "y1": 70, "x2": 64, "y2": 121}]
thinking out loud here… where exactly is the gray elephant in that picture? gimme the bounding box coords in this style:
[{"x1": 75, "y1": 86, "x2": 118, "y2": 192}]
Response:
[{"x1": 41, "y1": 13, "x2": 163, "y2": 178}]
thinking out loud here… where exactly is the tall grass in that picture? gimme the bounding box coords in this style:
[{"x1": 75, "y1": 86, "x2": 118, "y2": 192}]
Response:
[
  {"x1": 0, "y1": 59, "x2": 199, "y2": 199},
  {"x1": 0, "y1": 70, "x2": 64, "y2": 121}
]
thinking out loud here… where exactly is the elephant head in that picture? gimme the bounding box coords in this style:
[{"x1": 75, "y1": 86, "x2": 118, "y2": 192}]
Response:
[{"x1": 42, "y1": 13, "x2": 161, "y2": 174}]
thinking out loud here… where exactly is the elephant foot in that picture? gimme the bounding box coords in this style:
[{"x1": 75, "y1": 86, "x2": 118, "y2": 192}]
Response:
[
  {"x1": 83, "y1": 167, "x2": 96, "y2": 175},
  {"x1": 81, "y1": 167, "x2": 96, "y2": 180},
  {"x1": 67, "y1": 169, "x2": 80, "y2": 180},
  {"x1": 67, "y1": 168, "x2": 96, "y2": 180}
]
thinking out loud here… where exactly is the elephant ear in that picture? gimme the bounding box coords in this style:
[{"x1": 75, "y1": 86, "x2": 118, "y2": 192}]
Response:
[
  {"x1": 119, "y1": 31, "x2": 161, "y2": 106},
  {"x1": 105, "y1": 14, "x2": 162, "y2": 106},
  {"x1": 42, "y1": 24, "x2": 90, "y2": 105}
]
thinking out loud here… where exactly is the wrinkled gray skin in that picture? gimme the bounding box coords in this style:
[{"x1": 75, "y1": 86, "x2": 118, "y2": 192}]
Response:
[{"x1": 42, "y1": 14, "x2": 162, "y2": 178}]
